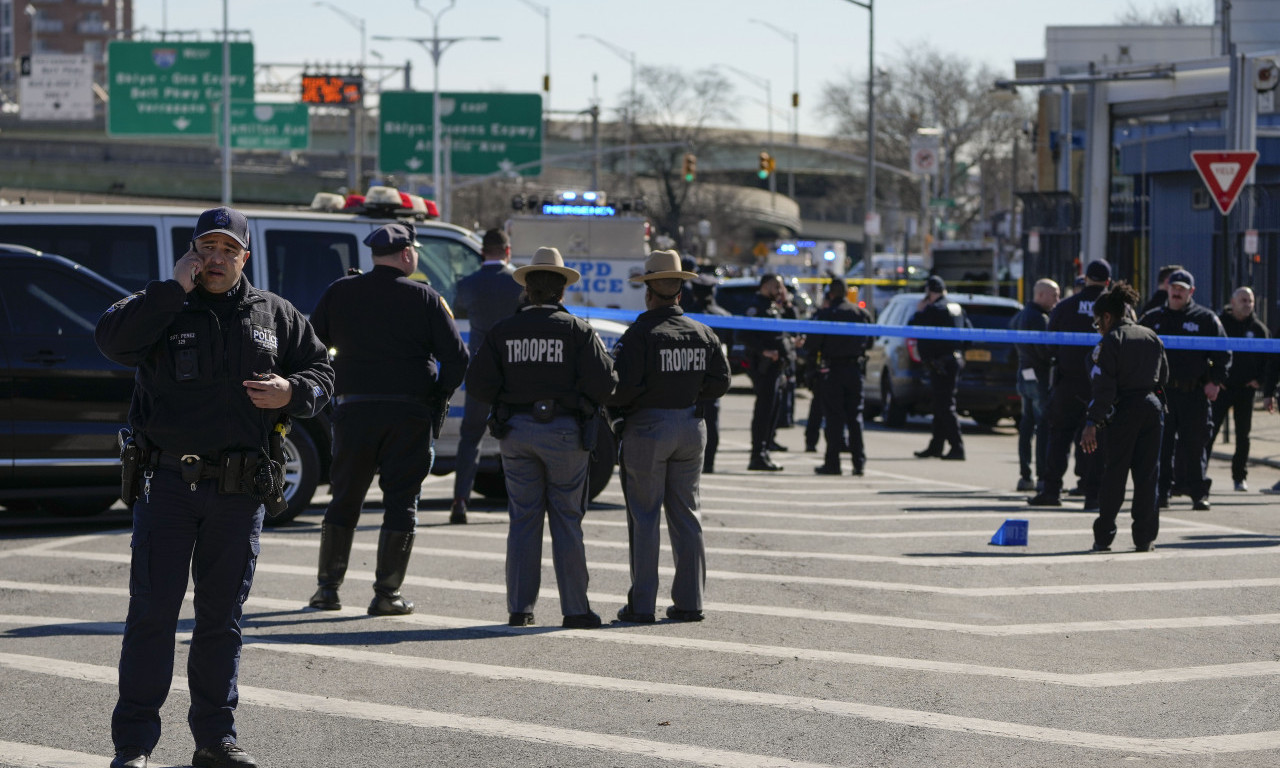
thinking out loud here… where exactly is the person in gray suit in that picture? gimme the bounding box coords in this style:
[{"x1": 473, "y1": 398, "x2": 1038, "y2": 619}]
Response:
[{"x1": 450, "y1": 228, "x2": 524, "y2": 524}]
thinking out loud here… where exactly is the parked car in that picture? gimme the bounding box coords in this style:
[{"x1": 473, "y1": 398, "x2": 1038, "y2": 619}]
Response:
[
  {"x1": 864, "y1": 292, "x2": 1022, "y2": 428},
  {"x1": 846, "y1": 253, "x2": 928, "y2": 317},
  {"x1": 0, "y1": 244, "x2": 134, "y2": 516},
  {"x1": 714, "y1": 276, "x2": 813, "y2": 375}
]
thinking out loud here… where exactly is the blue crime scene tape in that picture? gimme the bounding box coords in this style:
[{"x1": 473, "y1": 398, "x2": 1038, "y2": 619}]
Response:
[{"x1": 566, "y1": 306, "x2": 1280, "y2": 353}]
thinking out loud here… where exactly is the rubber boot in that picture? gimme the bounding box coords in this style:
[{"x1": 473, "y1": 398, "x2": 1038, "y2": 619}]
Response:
[
  {"x1": 368, "y1": 529, "x2": 416, "y2": 616},
  {"x1": 308, "y1": 522, "x2": 356, "y2": 610}
]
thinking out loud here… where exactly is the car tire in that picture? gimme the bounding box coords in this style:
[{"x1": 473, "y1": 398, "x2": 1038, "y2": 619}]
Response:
[
  {"x1": 882, "y1": 374, "x2": 907, "y2": 428},
  {"x1": 264, "y1": 425, "x2": 321, "y2": 526},
  {"x1": 972, "y1": 411, "x2": 1003, "y2": 428},
  {"x1": 43, "y1": 495, "x2": 120, "y2": 517}
]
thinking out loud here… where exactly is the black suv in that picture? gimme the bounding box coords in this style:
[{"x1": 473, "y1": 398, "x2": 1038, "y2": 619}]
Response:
[
  {"x1": 864, "y1": 292, "x2": 1022, "y2": 427},
  {"x1": 0, "y1": 245, "x2": 135, "y2": 515}
]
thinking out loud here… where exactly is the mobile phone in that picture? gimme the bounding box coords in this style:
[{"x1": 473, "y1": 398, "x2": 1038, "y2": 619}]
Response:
[{"x1": 188, "y1": 241, "x2": 203, "y2": 285}]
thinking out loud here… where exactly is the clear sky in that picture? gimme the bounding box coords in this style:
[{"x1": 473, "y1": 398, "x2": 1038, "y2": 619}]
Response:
[{"x1": 134, "y1": 0, "x2": 1214, "y2": 134}]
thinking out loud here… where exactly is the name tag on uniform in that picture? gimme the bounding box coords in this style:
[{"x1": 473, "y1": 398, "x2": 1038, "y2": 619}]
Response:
[
  {"x1": 1020, "y1": 368, "x2": 1037, "y2": 382},
  {"x1": 506, "y1": 338, "x2": 564, "y2": 363},
  {"x1": 659, "y1": 347, "x2": 707, "y2": 372}
]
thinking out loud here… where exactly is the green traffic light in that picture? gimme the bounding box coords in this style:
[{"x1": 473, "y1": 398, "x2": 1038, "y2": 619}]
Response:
[
  {"x1": 684, "y1": 173, "x2": 695, "y2": 182},
  {"x1": 757, "y1": 170, "x2": 769, "y2": 179}
]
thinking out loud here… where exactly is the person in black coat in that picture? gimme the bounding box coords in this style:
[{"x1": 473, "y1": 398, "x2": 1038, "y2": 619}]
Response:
[
  {"x1": 808, "y1": 279, "x2": 874, "y2": 475},
  {"x1": 1009, "y1": 278, "x2": 1060, "y2": 491},
  {"x1": 738, "y1": 274, "x2": 792, "y2": 471},
  {"x1": 1139, "y1": 268, "x2": 1230, "y2": 510},
  {"x1": 910, "y1": 275, "x2": 969, "y2": 460},
  {"x1": 1080, "y1": 282, "x2": 1168, "y2": 552},
  {"x1": 689, "y1": 274, "x2": 733, "y2": 473},
  {"x1": 450, "y1": 228, "x2": 524, "y2": 522},
  {"x1": 1210, "y1": 287, "x2": 1269, "y2": 492}
]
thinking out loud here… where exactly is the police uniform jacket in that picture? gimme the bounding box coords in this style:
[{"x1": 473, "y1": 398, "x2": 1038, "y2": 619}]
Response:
[
  {"x1": 737, "y1": 293, "x2": 793, "y2": 369},
  {"x1": 453, "y1": 262, "x2": 524, "y2": 352},
  {"x1": 1047, "y1": 284, "x2": 1106, "y2": 387},
  {"x1": 96, "y1": 275, "x2": 334, "y2": 458},
  {"x1": 608, "y1": 305, "x2": 731, "y2": 414},
  {"x1": 1218, "y1": 309, "x2": 1269, "y2": 388},
  {"x1": 1010, "y1": 301, "x2": 1052, "y2": 380},
  {"x1": 1086, "y1": 317, "x2": 1168, "y2": 424},
  {"x1": 310, "y1": 264, "x2": 469, "y2": 399},
  {"x1": 808, "y1": 300, "x2": 873, "y2": 364},
  {"x1": 908, "y1": 295, "x2": 968, "y2": 362},
  {"x1": 1139, "y1": 299, "x2": 1230, "y2": 388},
  {"x1": 465, "y1": 303, "x2": 617, "y2": 410}
]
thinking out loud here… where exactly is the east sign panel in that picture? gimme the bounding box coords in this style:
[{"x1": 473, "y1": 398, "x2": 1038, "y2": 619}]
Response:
[
  {"x1": 222, "y1": 102, "x2": 310, "y2": 151},
  {"x1": 107, "y1": 41, "x2": 254, "y2": 136},
  {"x1": 378, "y1": 91, "x2": 542, "y2": 176}
]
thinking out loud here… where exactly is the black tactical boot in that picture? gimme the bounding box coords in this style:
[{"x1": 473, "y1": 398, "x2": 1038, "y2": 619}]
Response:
[
  {"x1": 308, "y1": 523, "x2": 356, "y2": 610},
  {"x1": 368, "y1": 529, "x2": 416, "y2": 615}
]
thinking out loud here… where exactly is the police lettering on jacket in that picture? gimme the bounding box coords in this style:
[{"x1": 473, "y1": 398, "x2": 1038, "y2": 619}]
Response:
[
  {"x1": 609, "y1": 305, "x2": 731, "y2": 413},
  {"x1": 506, "y1": 337, "x2": 565, "y2": 363},
  {"x1": 659, "y1": 346, "x2": 708, "y2": 372}
]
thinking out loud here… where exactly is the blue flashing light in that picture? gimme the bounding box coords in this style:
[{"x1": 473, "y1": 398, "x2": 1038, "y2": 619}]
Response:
[
  {"x1": 823, "y1": 250, "x2": 837, "y2": 261},
  {"x1": 582, "y1": 191, "x2": 598, "y2": 202},
  {"x1": 542, "y1": 204, "x2": 617, "y2": 217},
  {"x1": 561, "y1": 191, "x2": 577, "y2": 201},
  {"x1": 777, "y1": 243, "x2": 797, "y2": 254}
]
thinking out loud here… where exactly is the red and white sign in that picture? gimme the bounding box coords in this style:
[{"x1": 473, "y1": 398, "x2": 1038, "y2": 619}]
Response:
[
  {"x1": 910, "y1": 146, "x2": 938, "y2": 175},
  {"x1": 1027, "y1": 230, "x2": 1041, "y2": 255},
  {"x1": 1191, "y1": 150, "x2": 1259, "y2": 215},
  {"x1": 1244, "y1": 229, "x2": 1259, "y2": 255}
]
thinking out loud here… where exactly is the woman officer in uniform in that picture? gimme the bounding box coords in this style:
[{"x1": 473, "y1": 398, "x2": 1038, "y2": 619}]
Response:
[{"x1": 1079, "y1": 282, "x2": 1168, "y2": 553}]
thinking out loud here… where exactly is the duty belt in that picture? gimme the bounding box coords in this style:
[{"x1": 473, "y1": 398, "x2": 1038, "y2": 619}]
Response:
[{"x1": 153, "y1": 452, "x2": 222, "y2": 478}]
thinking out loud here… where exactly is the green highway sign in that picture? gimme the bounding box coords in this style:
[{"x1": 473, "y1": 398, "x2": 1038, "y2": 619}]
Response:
[
  {"x1": 378, "y1": 91, "x2": 542, "y2": 176},
  {"x1": 222, "y1": 102, "x2": 310, "y2": 150},
  {"x1": 107, "y1": 41, "x2": 254, "y2": 136}
]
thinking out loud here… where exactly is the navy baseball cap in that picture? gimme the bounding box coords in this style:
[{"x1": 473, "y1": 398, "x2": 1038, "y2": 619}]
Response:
[
  {"x1": 193, "y1": 207, "x2": 250, "y2": 250},
  {"x1": 925, "y1": 275, "x2": 945, "y2": 293},
  {"x1": 1167, "y1": 269, "x2": 1195, "y2": 288},
  {"x1": 1084, "y1": 260, "x2": 1111, "y2": 282},
  {"x1": 364, "y1": 223, "x2": 420, "y2": 256}
]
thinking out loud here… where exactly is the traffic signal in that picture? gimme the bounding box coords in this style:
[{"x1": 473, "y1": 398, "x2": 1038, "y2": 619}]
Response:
[
  {"x1": 757, "y1": 151, "x2": 774, "y2": 179},
  {"x1": 682, "y1": 153, "x2": 697, "y2": 182}
]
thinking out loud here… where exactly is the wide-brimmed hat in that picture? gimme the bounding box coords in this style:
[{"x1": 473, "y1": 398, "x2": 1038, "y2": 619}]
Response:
[
  {"x1": 513, "y1": 246, "x2": 580, "y2": 286},
  {"x1": 629, "y1": 250, "x2": 698, "y2": 283}
]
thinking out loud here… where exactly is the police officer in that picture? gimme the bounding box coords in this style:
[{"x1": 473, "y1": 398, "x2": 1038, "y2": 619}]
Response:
[
  {"x1": 910, "y1": 275, "x2": 969, "y2": 461},
  {"x1": 809, "y1": 278, "x2": 874, "y2": 475},
  {"x1": 1010, "y1": 278, "x2": 1060, "y2": 491},
  {"x1": 1080, "y1": 282, "x2": 1168, "y2": 552},
  {"x1": 610, "y1": 251, "x2": 731, "y2": 624},
  {"x1": 739, "y1": 273, "x2": 792, "y2": 471},
  {"x1": 450, "y1": 228, "x2": 524, "y2": 522},
  {"x1": 96, "y1": 207, "x2": 334, "y2": 768},
  {"x1": 688, "y1": 273, "x2": 733, "y2": 473},
  {"x1": 465, "y1": 247, "x2": 617, "y2": 629},
  {"x1": 307, "y1": 222, "x2": 469, "y2": 616},
  {"x1": 1140, "y1": 268, "x2": 1230, "y2": 510},
  {"x1": 1028, "y1": 261, "x2": 1111, "y2": 509},
  {"x1": 1212, "y1": 287, "x2": 1270, "y2": 492}
]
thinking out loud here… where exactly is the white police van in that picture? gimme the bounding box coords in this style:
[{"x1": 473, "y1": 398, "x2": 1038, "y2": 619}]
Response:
[{"x1": 0, "y1": 188, "x2": 625, "y2": 522}]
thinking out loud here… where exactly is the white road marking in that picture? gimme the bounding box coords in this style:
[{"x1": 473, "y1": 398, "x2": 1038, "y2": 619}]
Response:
[
  {"x1": 10, "y1": 547, "x2": 1280, "y2": 636},
  {"x1": 0, "y1": 651, "x2": 846, "y2": 768},
  {"x1": 575, "y1": 518, "x2": 1217, "y2": 539},
  {"x1": 2, "y1": 650, "x2": 1279, "y2": 756},
  {"x1": 0, "y1": 740, "x2": 121, "y2": 768}
]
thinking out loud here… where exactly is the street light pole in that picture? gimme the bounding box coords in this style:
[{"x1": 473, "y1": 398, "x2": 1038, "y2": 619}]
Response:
[
  {"x1": 749, "y1": 19, "x2": 799, "y2": 200},
  {"x1": 314, "y1": 2, "x2": 367, "y2": 190},
  {"x1": 579, "y1": 34, "x2": 636, "y2": 193},
  {"x1": 840, "y1": 0, "x2": 875, "y2": 259},
  {"x1": 376, "y1": 1, "x2": 499, "y2": 221},
  {"x1": 722, "y1": 63, "x2": 775, "y2": 207}
]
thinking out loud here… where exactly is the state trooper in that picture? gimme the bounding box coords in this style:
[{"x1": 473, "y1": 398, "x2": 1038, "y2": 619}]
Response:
[
  {"x1": 1140, "y1": 268, "x2": 1230, "y2": 510},
  {"x1": 739, "y1": 273, "x2": 793, "y2": 471},
  {"x1": 307, "y1": 222, "x2": 469, "y2": 616},
  {"x1": 465, "y1": 247, "x2": 618, "y2": 629},
  {"x1": 1211, "y1": 287, "x2": 1269, "y2": 492},
  {"x1": 96, "y1": 207, "x2": 333, "y2": 768},
  {"x1": 450, "y1": 227, "x2": 524, "y2": 522},
  {"x1": 1028, "y1": 261, "x2": 1111, "y2": 510},
  {"x1": 910, "y1": 275, "x2": 970, "y2": 461},
  {"x1": 609, "y1": 251, "x2": 731, "y2": 624},
  {"x1": 808, "y1": 278, "x2": 874, "y2": 475},
  {"x1": 1080, "y1": 283, "x2": 1168, "y2": 552}
]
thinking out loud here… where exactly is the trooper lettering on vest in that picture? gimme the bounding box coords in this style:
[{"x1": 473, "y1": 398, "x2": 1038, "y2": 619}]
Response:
[
  {"x1": 659, "y1": 346, "x2": 708, "y2": 373},
  {"x1": 506, "y1": 337, "x2": 565, "y2": 363}
]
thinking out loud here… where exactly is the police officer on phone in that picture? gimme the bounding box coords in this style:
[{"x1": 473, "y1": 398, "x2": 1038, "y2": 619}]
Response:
[
  {"x1": 465, "y1": 247, "x2": 617, "y2": 629},
  {"x1": 910, "y1": 275, "x2": 969, "y2": 460},
  {"x1": 307, "y1": 222, "x2": 469, "y2": 616},
  {"x1": 450, "y1": 228, "x2": 524, "y2": 522},
  {"x1": 96, "y1": 207, "x2": 333, "y2": 768},
  {"x1": 610, "y1": 251, "x2": 730, "y2": 624}
]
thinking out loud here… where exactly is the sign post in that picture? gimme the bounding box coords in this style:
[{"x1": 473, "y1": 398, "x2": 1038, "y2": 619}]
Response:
[
  {"x1": 107, "y1": 41, "x2": 254, "y2": 136},
  {"x1": 378, "y1": 91, "x2": 541, "y2": 177}
]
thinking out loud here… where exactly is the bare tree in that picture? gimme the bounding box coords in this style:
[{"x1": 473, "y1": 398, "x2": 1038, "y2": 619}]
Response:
[
  {"x1": 1116, "y1": 1, "x2": 1208, "y2": 25},
  {"x1": 819, "y1": 44, "x2": 1032, "y2": 242}
]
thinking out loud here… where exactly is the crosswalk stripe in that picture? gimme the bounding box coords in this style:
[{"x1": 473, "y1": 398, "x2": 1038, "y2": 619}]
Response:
[
  {"x1": 2, "y1": 650, "x2": 1279, "y2": 756},
  {"x1": 0, "y1": 739, "x2": 121, "y2": 768}
]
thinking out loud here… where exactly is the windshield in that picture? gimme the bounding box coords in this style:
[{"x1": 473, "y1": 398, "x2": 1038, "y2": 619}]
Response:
[{"x1": 411, "y1": 236, "x2": 482, "y2": 305}]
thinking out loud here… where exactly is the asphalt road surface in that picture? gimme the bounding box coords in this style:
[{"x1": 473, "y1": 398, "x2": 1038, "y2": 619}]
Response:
[{"x1": 3, "y1": 388, "x2": 1280, "y2": 768}]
